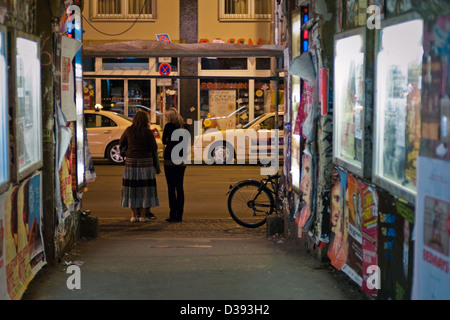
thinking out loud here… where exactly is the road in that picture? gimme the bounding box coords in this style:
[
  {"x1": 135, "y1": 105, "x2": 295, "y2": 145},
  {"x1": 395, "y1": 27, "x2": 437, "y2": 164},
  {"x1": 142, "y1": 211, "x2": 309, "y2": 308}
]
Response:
[
  {"x1": 22, "y1": 160, "x2": 370, "y2": 302},
  {"x1": 82, "y1": 161, "x2": 278, "y2": 220}
]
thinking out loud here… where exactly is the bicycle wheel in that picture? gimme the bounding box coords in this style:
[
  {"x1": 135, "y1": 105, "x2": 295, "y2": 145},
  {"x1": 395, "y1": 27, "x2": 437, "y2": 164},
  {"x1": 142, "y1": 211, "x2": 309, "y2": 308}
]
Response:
[{"x1": 227, "y1": 180, "x2": 275, "y2": 228}]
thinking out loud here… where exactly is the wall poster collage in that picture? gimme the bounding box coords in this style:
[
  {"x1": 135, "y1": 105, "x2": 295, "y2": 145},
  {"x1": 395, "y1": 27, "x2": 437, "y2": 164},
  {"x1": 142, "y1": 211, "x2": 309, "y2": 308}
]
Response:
[
  {"x1": 0, "y1": 172, "x2": 46, "y2": 300},
  {"x1": 328, "y1": 168, "x2": 379, "y2": 298}
]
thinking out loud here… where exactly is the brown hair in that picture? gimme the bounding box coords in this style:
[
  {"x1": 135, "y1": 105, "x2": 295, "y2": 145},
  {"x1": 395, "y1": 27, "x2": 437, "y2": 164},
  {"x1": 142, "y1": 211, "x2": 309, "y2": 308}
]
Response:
[{"x1": 129, "y1": 110, "x2": 150, "y2": 139}]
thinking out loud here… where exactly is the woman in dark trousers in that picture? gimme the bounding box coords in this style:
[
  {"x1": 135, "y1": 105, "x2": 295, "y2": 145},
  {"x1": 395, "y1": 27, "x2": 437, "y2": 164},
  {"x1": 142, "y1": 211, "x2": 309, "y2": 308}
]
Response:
[
  {"x1": 119, "y1": 111, "x2": 160, "y2": 222},
  {"x1": 163, "y1": 108, "x2": 187, "y2": 222}
]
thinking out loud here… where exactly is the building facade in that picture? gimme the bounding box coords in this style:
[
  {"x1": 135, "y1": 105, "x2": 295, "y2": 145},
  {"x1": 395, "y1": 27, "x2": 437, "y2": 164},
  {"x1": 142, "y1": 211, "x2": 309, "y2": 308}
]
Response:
[{"x1": 81, "y1": 0, "x2": 281, "y2": 133}]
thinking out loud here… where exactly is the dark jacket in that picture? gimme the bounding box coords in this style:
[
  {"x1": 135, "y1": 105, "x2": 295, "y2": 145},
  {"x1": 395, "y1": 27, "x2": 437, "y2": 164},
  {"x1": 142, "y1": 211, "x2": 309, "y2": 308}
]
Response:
[
  {"x1": 119, "y1": 125, "x2": 157, "y2": 159},
  {"x1": 163, "y1": 122, "x2": 187, "y2": 166}
]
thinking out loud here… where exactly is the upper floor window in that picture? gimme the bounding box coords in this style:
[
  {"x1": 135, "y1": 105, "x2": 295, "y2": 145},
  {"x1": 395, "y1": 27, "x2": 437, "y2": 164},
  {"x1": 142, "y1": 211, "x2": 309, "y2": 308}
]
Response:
[
  {"x1": 93, "y1": 0, "x2": 155, "y2": 20},
  {"x1": 219, "y1": 0, "x2": 272, "y2": 21}
]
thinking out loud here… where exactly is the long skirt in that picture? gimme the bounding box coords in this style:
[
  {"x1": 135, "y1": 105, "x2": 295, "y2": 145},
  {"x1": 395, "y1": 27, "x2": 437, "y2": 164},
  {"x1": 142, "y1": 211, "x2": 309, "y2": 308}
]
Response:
[{"x1": 121, "y1": 157, "x2": 159, "y2": 209}]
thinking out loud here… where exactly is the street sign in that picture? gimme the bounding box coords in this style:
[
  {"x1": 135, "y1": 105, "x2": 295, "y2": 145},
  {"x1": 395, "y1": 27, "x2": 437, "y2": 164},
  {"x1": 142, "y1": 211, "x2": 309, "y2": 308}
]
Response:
[
  {"x1": 157, "y1": 78, "x2": 172, "y2": 86},
  {"x1": 156, "y1": 34, "x2": 171, "y2": 43},
  {"x1": 159, "y1": 63, "x2": 171, "y2": 76}
]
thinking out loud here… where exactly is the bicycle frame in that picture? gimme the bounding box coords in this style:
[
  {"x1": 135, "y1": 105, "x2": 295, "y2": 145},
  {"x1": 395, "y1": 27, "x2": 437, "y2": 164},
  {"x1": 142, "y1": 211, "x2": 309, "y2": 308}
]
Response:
[
  {"x1": 226, "y1": 172, "x2": 281, "y2": 228},
  {"x1": 226, "y1": 173, "x2": 278, "y2": 195},
  {"x1": 226, "y1": 173, "x2": 280, "y2": 206}
]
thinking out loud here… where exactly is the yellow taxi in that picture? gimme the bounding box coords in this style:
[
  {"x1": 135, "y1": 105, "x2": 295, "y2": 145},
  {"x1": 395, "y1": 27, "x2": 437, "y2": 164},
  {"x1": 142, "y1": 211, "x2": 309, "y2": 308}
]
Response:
[{"x1": 84, "y1": 109, "x2": 163, "y2": 164}]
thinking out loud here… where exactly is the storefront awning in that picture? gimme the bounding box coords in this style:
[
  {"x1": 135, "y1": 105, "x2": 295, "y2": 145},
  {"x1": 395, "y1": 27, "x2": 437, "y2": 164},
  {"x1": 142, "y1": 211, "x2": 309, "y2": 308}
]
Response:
[{"x1": 82, "y1": 40, "x2": 285, "y2": 58}]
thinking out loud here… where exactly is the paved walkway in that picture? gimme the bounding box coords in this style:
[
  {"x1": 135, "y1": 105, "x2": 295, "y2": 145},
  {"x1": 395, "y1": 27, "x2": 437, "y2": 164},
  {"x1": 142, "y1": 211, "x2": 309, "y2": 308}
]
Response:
[{"x1": 22, "y1": 218, "x2": 368, "y2": 303}]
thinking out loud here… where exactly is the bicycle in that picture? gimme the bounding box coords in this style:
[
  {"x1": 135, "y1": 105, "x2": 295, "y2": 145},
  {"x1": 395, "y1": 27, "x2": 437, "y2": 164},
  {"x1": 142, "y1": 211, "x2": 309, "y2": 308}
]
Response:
[{"x1": 226, "y1": 171, "x2": 282, "y2": 228}]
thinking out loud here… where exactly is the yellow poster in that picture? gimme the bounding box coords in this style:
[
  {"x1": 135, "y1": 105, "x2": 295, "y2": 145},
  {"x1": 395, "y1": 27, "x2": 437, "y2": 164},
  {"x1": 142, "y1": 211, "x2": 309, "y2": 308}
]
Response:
[{"x1": 3, "y1": 172, "x2": 45, "y2": 300}]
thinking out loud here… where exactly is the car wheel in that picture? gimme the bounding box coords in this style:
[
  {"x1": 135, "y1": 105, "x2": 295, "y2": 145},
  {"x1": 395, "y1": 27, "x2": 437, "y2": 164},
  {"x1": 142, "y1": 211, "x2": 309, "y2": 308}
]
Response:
[
  {"x1": 106, "y1": 141, "x2": 125, "y2": 165},
  {"x1": 210, "y1": 142, "x2": 234, "y2": 164}
]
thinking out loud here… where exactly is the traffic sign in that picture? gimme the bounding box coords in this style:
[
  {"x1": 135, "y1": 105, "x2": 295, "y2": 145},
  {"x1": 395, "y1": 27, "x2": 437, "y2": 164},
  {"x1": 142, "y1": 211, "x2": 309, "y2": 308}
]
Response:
[
  {"x1": 156, "y1": 34, "x2": 171, "y2": 43},
  {"x1": 159, "y1": 63, "x2": 171, "y2": 76}
]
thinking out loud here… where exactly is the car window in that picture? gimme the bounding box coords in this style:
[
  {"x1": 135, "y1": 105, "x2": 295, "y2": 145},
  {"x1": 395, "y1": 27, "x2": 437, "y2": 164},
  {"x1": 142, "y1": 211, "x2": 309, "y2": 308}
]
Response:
[
  {"x1": 277, "y1": 115, "x2": 284, "y2": 130},
  {"x1": 260, "y1": 116, "x2": 274, "y2": 129},
  {"x1": 259, "y1": 115, "x2": 284, "y2": 130},
  {"x1": 84, "y1": 114, "x2": 117, "y2": 128},
  {"x1": 101, "y1": 115, "x2": 117, "y2": 127},
  {"x1": 85, "y1": 114, "x2": 97, "y2": 128},
  {"x1": 242, "y1": 114, "x2": 267, "y2": 129}
]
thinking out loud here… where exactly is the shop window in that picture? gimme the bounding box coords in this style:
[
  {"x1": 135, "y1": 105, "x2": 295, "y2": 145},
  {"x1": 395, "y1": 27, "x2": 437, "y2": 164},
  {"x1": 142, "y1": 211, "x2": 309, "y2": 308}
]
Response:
[
  {"x1": 219, "y1": 0, "x2": 271, "y2": 21},
  {"x1": 254, "y1": 80, "x2": 271, "y2": 118},
  {"x1": 101, "y1": 79, "x2": 124, "y2": 112},
  {"x1": 128, "y1": 80, "x2": 151, "y2": 117},
  {"x1": 92, "y1": 0, "x2": 155, "y2": 20},
  {"x1": 201, "y1": 58, "x2": 248, "y2": 70},
  {"x1": 102, "y1": 58, "x2": 149, "y2": 71},
  {"x1": 83, "y1": 79, "x2": 96, "y2": 110},
  {"x1": 100, "y1": 79, "x2": 152, "y2": 118},
  {"x1": 156, "y1": 78, "x2": 178, "y2": 120},
  {"x1": 373, "y1": 17, "x2": 423, "y2": 201},
  {"x1": 333, "y1": 29, "x2": 365, "y2": 176},
  {"x1": 200, "y1": 79, "x2": 249, "y2": 129}
]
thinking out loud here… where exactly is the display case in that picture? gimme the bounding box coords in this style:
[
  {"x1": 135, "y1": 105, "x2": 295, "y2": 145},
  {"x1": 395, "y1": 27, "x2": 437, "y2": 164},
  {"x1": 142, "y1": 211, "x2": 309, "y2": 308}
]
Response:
[
  {"x1": 373, "y1": 14, "x2": 423, "y2": 203},
  {"x1": 0, "y1": 25, "x2": 9, "y2": 193},
  {"x1": 333, "y1": 27, "x2": 366, "y2": 176},
  {"x1": 70, "y1": 4, "x2": 86, "y2": 190},
  {"x1": 11, "y1": 31, "x2": 42, "y2": 182}
]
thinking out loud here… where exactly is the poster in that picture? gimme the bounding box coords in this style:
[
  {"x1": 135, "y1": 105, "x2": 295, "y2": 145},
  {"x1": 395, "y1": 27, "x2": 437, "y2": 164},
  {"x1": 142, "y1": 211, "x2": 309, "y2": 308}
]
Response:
[
  {"x1": 377, "y1": 190, "x2": 414, "y2": 300},
  {"x1": 3, "y1": 172, "x2": 45, "y2": 300},
  {"x1": 328, "y1": 168, "x2": 379, "y2": 292},
  {"x1": 360, "y1": 184, "x2": 379, "y2": 298},
  {"x1": 343, "y1": 174, "x2": 363, "y2": 285},
  {"x1": 209, "y1": 90, "x2": 236, "y2": 130},
  {"x1": 293, "y1": 81, "x2": 314, "y2": 139},
  {"x1": 296, "y1": 149, "x2": 313, "y2": 229},
  {"x1": 60, "y1": 36, "x2": 81, "y2": 122},
  {"x1": 412, "y1": 157, "x2": 450, "y2": 300},
  {"x1": 328, "y1": 168, "x2": 349, "y2": 270}
]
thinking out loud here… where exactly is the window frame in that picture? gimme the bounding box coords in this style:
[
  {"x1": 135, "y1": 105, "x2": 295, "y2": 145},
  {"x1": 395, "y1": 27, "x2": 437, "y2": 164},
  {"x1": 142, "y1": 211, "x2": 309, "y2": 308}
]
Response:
[
  {"x1": 91, "y1": 0, "x2": 157, "y2": 21},
  {"x1": 219, "y1": 0, "x2": 272, "y2": 22},
  {"x1": 372, "y1": 13, "x2": 424, "y2": 204},
  {"x1": 332, "y1": 27, "x2": 368, "y2": 178},
  {"x1": 10, "y1": 30, "x2": 43, "y2": 183}
]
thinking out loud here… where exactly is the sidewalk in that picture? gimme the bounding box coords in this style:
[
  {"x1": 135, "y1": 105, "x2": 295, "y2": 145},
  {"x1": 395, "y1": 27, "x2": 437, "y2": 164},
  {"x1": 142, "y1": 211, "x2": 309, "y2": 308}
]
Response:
[{"x1": 22, "y1": 218, "x2": 368, "y2": 301}]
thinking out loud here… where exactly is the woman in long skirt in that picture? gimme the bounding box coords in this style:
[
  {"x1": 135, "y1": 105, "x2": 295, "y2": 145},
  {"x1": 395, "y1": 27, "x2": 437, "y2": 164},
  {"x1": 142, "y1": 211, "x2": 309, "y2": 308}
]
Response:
[{"x1": 119, "y1": 111, "x2": 160, "y2": 222}]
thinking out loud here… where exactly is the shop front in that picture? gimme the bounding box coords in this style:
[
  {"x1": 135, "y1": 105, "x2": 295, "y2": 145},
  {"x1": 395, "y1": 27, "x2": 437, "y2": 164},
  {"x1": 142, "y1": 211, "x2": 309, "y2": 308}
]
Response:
[{"x1": 82, "y1": 41, "x2": 285, "y2": 142}]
